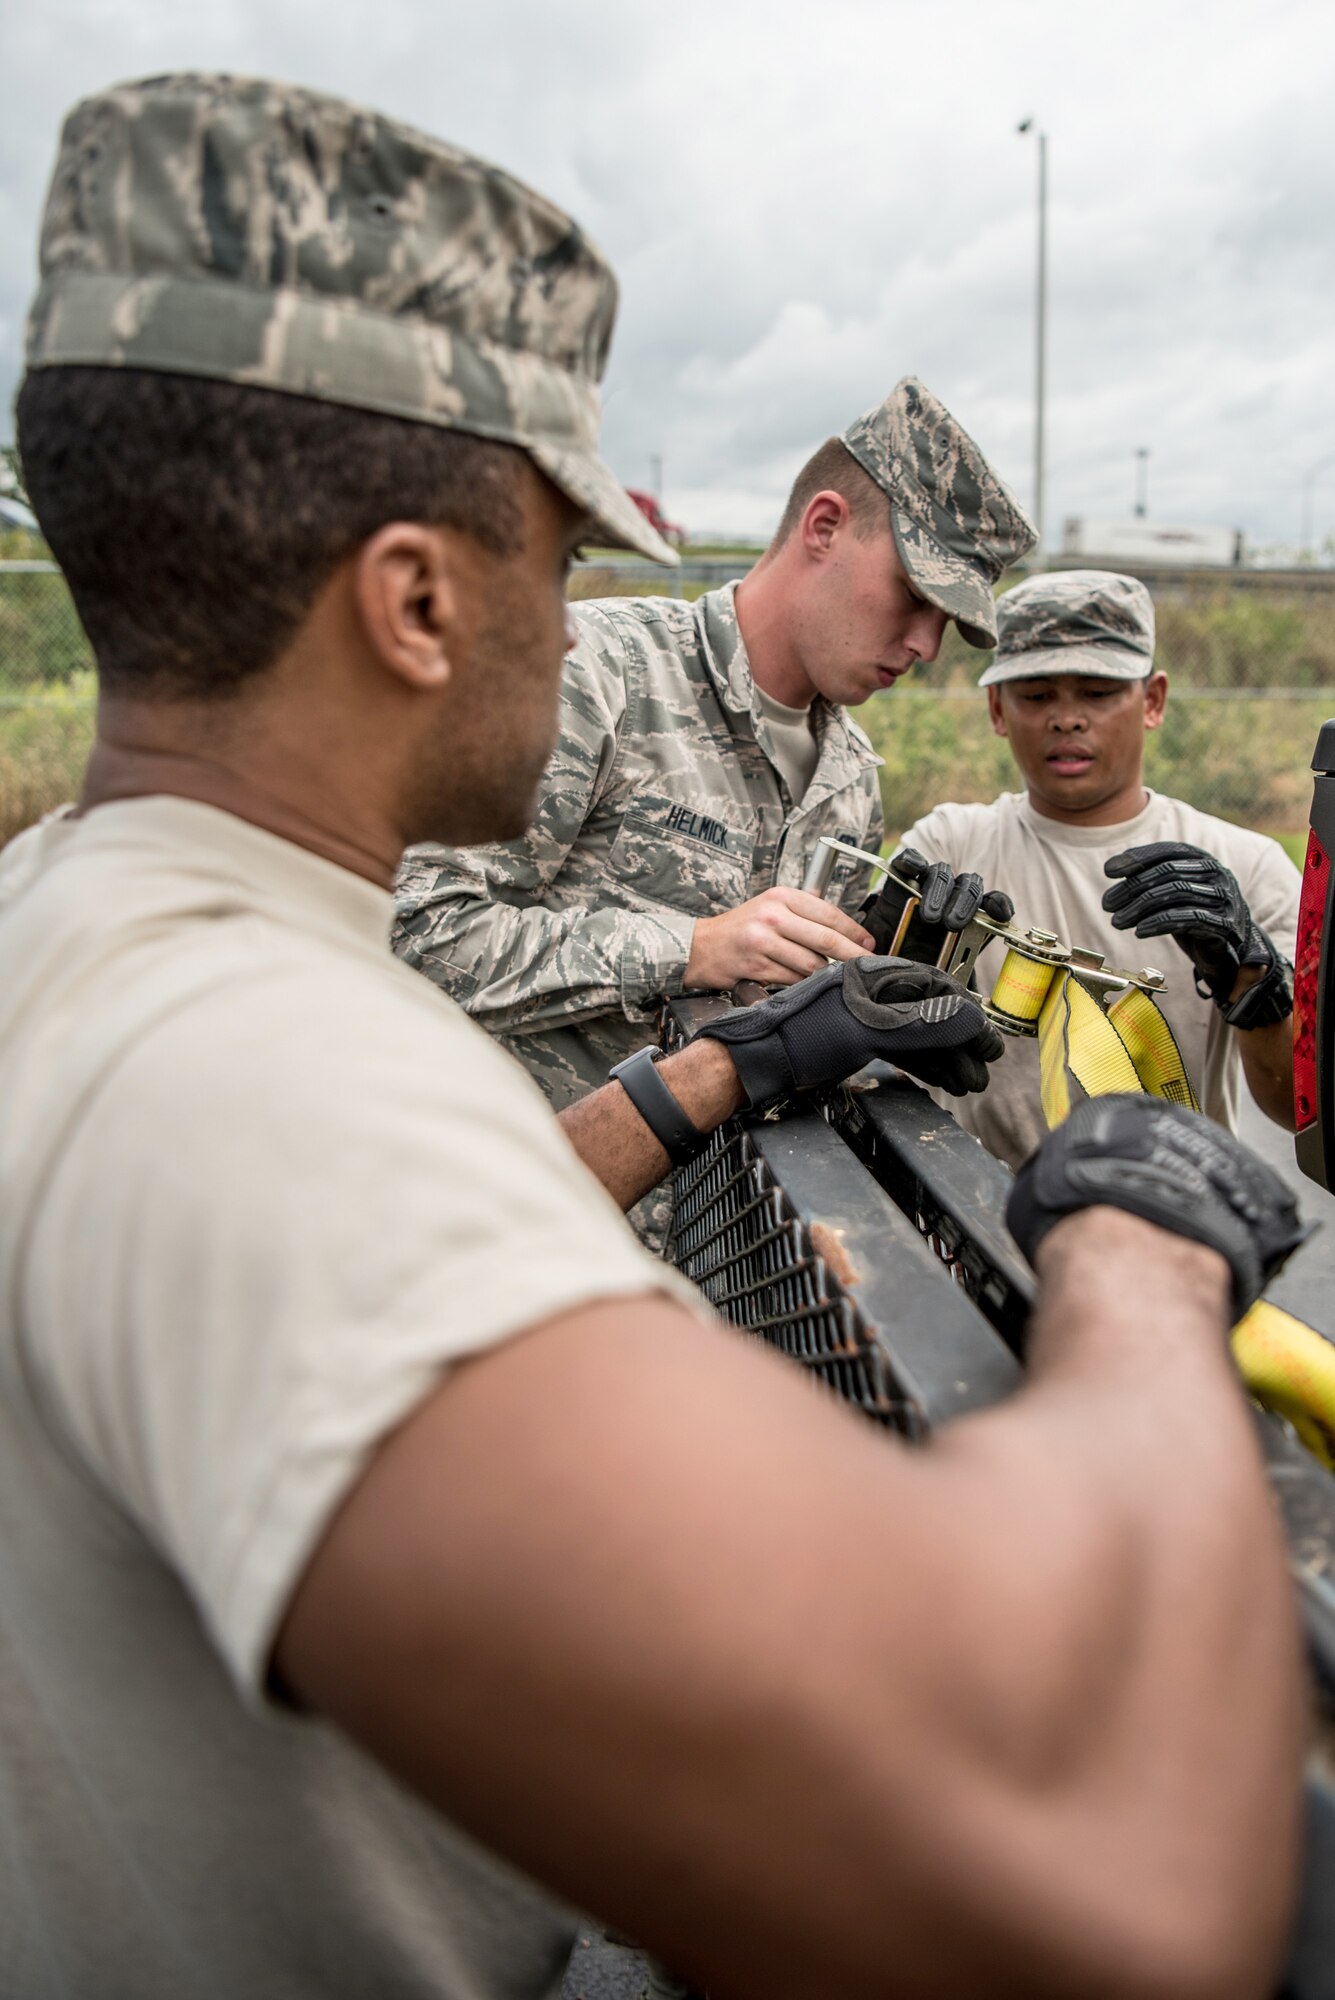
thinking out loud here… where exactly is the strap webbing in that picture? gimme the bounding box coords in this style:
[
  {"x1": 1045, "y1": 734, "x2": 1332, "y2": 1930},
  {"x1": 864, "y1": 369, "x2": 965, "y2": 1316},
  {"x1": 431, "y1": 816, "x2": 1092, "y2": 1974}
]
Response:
[
  {"x1": 1037, "y1": 969, "x2": 1199, "y2": 1125},
  {"x1": 1031, "y1": 967, "x2": 1335, "y2": 1461},
  {"x1": 1232, "y1": 1303, "x2": 1335, "y2": 1469}
]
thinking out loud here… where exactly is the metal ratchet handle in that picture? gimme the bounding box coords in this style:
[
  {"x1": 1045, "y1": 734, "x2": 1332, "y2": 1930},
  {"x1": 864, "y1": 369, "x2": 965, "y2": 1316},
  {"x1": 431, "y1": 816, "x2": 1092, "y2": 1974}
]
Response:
[
  {"x1": 800, "y1": 834, "x2": 897, "y2": 897},
  {"x1": 804, "y1": 840, "x2": 1010, "y2": 982},
  {"x1": 799, "y1": 839, "x2": 1165, "y2": 1004},
  {"x1": 945, "y1": 916, "x2": 1161, "y2": 987}
]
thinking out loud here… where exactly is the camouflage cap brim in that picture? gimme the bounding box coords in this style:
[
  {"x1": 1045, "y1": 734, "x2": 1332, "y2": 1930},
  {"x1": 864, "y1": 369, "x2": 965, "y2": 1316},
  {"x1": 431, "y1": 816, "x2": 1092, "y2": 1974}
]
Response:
[
  {"x1": 986, "y1": 569, "x2": 1155, "y2": 684},
  {"x1": 889, "y1": 505, "x2": 997, "y2": 649},
  {"x1": 978, "y1": 642, "x2": 1153, "y2": 687},
  {"x1": 24, "y1": 75, "x2": 678, "y2": 567},
  {"x1": 529, "y1": 437, "x2": 676, "y2": 565},
  {"x1": 840, "y1": 378, "x2": 1034, "y2": 646},
  {"x1": 27, "y1": 268, "x2": 677, "y2": 567}
]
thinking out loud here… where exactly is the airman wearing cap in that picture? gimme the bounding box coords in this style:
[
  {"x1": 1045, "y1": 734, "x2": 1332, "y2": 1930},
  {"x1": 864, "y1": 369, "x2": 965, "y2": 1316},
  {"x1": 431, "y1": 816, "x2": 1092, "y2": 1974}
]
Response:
[
  {"x1": 897, "y1": 567, "x2": 1302, "y2": 1168},
  {"x1": 0, "y1": 72, "x2": 1306, "y2": 2000},
  {"x1": 393, "y1": 374, "x2": 1035, "y2": 1239}
]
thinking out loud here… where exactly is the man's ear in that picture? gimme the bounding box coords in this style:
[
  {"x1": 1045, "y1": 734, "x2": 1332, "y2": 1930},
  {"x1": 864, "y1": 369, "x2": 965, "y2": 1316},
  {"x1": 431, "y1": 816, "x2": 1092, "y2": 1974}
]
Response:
[
  {"x1": 352, "y1": 523, "x2": 460, "y2": 691},
  {"x1": 1142, "y1": 670, "x2": 1168, "y2": 732},
  {"x1": 988, "y1": 686, "x2": 1009, "y2": 739},
  {"x1": 800, "y1": 489, "x2": 853, "y2": 560}
]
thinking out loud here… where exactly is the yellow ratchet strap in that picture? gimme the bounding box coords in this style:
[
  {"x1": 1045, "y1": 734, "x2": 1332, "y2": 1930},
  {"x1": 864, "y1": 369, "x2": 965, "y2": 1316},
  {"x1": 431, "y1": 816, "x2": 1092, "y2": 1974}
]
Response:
[
  {"x1": 1032, "y1": 968, "x2": 1335, "y2": 1460},
  {"x1": 1036, "y1": 968, "x2": 1198, "y2": 1128},
  {"x1": 1231, "y1": 1303, "x2": 1335, "y2": 1469},
  {"x1": 988, "y1": 949, "x2": 1058, "y2": 1027}
]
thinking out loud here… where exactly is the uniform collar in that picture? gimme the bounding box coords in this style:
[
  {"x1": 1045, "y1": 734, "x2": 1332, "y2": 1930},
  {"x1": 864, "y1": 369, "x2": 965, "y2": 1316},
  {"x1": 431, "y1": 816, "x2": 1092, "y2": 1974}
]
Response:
[
  {"x1": 695, "y1": 581, "x2": 882, "y2": 794},
  {"x1": 32, "y1": 795, "x2": 395, "y2": 955},
  {"x1": 696, "y1": 581, "x2": 756, "y2": 717}
]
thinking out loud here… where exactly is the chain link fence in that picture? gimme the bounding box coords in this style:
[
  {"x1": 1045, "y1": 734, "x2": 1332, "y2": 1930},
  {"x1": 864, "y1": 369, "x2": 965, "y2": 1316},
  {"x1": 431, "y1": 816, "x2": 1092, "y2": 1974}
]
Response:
[
  {"x1": 574, "y1": 559, "x2": 1335, "y2": 864},
  {"x1": 0, "y1": 557, "x2": 94, "y2": 846},
  {"x1": 4, "y1": 552, "x2": 1335, "y2": 855},
  {"x1": 868, "y1": 684, "x2": 1335, "y2": 858}
]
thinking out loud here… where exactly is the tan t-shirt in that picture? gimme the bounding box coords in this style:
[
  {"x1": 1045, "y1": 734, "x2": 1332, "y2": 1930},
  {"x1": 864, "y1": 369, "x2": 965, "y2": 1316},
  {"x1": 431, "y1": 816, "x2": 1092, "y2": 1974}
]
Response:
[
  {"x1": 753, "y1": 682, "x2": 820, "y2": 804},
  {"x1": 899, "y1": 790, "x2": 1301, "y2": 1171},
  {"x1": 0, "y1": 796, "x2": 699, "y2": 1998}
]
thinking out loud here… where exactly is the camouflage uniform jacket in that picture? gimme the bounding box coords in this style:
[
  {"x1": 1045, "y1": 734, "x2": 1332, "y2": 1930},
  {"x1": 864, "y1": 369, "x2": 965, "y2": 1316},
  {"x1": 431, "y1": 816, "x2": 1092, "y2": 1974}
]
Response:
[{"x1": 393, "y1": 582, "x2": 885, "y2": 1114}]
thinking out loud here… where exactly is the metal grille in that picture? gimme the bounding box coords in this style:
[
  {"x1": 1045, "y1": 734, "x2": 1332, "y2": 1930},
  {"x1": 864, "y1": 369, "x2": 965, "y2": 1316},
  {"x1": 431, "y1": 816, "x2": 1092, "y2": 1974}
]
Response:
[
  {"x1": 883, "y1": 1156, "x2": 1029, "y2": 1328},
  {"x1": 911, "y1": 1203, "x2": 972, "y2": 1287},
  {"x1": 668, "y1": 1123, "x2": 917, "y2": 1434},
  {"x1": 823, "y1": 1078, "x2": 1036, "y2": 1355}
]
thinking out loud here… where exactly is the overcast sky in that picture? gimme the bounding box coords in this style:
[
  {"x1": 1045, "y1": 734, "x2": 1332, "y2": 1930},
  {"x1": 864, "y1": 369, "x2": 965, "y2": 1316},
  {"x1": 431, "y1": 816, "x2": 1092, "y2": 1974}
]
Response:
[{"x1": 3, "y1": 0, "x2": 1333, "y2": 551}]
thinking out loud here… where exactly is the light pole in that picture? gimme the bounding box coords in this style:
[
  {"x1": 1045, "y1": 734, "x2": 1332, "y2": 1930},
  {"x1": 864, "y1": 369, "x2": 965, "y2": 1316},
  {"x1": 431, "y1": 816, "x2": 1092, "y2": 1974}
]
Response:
[
  {"x1": 1134, "y1": 448, "x2": 1150, "y2": 519},
  {"x1": 1302, "y1": 452, "x2": 1335, "y2": 560},
  {"x1": 1017, "y1": 119, "x2": 1047, "y2": 556}
]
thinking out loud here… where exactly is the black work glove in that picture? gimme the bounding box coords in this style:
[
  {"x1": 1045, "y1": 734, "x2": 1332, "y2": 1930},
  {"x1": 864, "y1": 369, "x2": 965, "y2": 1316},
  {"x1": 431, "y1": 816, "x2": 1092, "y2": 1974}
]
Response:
[
  {"x1": 1101, "y1": 841, "x2": 1286, "y2": 1011},
  {"x1": 691, "y1": 956, "x2": 1005, "y2": 1111},
  {"x1": 1007, "y1": 1095, "x2": 1309, "y2": 1319},
  {"x1": 861, "y1": 847, "x2": 1014, "y2": 961}
]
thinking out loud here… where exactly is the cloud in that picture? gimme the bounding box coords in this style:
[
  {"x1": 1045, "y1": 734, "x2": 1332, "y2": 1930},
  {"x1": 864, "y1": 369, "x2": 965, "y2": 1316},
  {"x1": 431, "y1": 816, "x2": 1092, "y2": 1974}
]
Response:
[{"x1": 2, "y1": 0, "x2": 1333, "y2": 548}]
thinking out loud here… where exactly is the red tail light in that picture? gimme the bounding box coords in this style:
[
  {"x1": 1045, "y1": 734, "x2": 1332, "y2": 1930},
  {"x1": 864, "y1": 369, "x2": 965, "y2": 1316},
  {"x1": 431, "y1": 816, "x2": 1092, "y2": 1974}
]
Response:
[{"x1": 1294, "y1": 827, "x2": 1327, "y2": 1131}]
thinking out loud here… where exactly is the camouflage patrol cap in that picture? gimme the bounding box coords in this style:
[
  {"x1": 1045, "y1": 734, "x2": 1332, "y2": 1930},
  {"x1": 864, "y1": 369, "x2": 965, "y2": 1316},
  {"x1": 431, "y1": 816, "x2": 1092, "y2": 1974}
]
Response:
[
  {"x1": 839, "y1": 377, "x2": 1034, "y2": 648},
  {"x1": 24, "y1": 73, "x2": 676, "y2": 566},
  {"x1": 979, "y1": 570, "x2": 1156, "y2": 686}
]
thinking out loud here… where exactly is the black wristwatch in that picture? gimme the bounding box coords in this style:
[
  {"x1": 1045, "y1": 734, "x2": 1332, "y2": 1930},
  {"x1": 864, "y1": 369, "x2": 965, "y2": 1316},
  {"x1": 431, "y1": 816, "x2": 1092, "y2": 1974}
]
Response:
[
  {"x1": 1219, "y1": 955, "x2": 1294, "y2": 1030},
  {"x1": 608, "y1": 1046, "x2": 707, "y2": 1166}
]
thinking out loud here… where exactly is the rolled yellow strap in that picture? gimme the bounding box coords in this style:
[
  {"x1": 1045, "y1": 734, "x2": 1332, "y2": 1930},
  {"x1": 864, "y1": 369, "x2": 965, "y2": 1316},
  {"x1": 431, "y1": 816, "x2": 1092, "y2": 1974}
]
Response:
[
  {"x1": 989, "y1": 949, "x2": 1057, "y2": 1027},
  {"x1": 1032, "y1": 967, "x2": 1335, "y2": 1464}
]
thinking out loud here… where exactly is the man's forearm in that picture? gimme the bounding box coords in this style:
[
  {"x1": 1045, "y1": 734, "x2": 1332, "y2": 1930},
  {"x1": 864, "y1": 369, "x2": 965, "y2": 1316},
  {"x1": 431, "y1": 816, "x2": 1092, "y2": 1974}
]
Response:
[
  {"x1": 558, "y1": 1041, "x2": 745, "y2": 1210},
  {"x1": 1237, "y1": 1016, "x2": 1296, "y2": 1130},
  {"x1": 279, "y1": 1213, "x2": 1306, "y2": 2000},
  {"x1": 1216, "y1": 958, "x2": 1294, "y2": 1130},
  {"x1": 394, "y1": 832, "x2": 695, "y2": 1035},
  {"x1": 396, "y1": 891, "x2": 692, "y2": 1031},
  {"x1": 918, "y1": 1209, "x2": 1305, "y2": 1995}
]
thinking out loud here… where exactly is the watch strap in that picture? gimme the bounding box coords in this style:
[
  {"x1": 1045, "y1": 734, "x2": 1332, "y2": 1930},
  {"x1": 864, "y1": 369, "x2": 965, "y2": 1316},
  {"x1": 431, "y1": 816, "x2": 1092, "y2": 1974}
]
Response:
[
  {"x1": 1219, "y1": 955, "x2": 1294, "y2": 1029},
  {"x1": 608, "y1": 1046, "x2": 706, "y2": 1166}
]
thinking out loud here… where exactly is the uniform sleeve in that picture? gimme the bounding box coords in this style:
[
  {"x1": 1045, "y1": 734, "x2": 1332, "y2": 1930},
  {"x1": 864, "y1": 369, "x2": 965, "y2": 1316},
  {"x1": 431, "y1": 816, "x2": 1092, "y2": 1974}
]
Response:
[
  {"x1": 26, "y1": 957, "x2": 703, "y2": 1699},
  {"x1": 393, "y1": 627, "x2": 696, "y2": 1032},
  {"x1": 865, "y1": 778, "x2": 886, "y2": 859},
  {"x1": 1243, "y1": 836, "x2": 1302, "y2": 965}
]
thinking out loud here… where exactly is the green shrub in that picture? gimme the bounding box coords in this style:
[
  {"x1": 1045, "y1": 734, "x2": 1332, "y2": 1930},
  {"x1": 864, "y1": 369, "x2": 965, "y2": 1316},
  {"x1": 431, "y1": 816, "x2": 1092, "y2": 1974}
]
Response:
[
  {"x1": 1154, "y1": 590, "x2": 1335, "y2": 689},
  {"x1": 863, "y1": 694, "x2": 1014, "y2": 836},
  {"x1": 0, "y1": 570, "x2": 94, "y2": 688},
  {"x1": 0, "y1": 681, "x2": 94, "y2": 847},
  {"x1": 1, "y1": 561, "x2": 1333, "y2": 849},
  {"x1": 865, "y1": 687, "x2": 1335, "y2": 842}
]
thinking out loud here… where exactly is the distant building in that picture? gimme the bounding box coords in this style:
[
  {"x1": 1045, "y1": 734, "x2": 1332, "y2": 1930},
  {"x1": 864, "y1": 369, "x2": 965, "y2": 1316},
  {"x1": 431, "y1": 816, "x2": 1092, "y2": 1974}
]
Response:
[{"x1": 1060, "y1": 517, "x2": 1243, "y2": 569}]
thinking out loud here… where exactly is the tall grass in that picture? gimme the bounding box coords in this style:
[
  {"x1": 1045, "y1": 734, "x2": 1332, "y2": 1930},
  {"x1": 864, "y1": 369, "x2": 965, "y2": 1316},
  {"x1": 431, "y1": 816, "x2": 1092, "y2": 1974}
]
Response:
[
  {"x1": 570, "y1": 566, "x2": 1335, "y2": 839},
  {"x1": 2, "y1": 556, "x2": 1333, "y2": 846},
  {"x1": 0, "y1": 681, "x2": 94, "y2": 847},
  {"x1": 863, "y1": 688, "x2": 1335, "y2": 841}
]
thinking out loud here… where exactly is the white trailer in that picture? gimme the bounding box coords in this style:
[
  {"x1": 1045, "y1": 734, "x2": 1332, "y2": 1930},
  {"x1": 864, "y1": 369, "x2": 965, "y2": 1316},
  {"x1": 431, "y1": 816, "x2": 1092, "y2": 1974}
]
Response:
[{"x1": 1061, "y1": 517, "x2": 1243, "y2": 568}]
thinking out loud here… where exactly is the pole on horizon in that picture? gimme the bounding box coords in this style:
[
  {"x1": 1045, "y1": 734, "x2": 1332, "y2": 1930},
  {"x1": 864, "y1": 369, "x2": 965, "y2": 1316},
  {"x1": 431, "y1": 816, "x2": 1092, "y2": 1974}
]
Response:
[
  {"x1": 1017, "y1": 120, "x2": 1047, "y2": 560},
  {"x1": 1302, "y1": 453, "x2": 1335, "y2": 559},
  {"x1": 1134, "y1": 448, "x2": 1150, "y2": 519}
]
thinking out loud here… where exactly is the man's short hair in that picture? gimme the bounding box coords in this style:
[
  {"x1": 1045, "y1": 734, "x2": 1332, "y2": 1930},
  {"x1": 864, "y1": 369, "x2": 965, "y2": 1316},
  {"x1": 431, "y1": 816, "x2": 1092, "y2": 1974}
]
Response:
[
  {"x1": 771, "y1": 437, "x2": 889, "y2": 549},
  {"x1": 16, "y1": 366, "x2": 527, "y2": 700}
]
